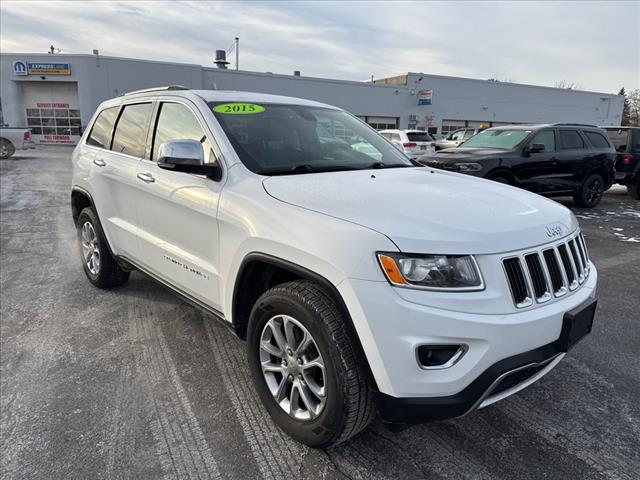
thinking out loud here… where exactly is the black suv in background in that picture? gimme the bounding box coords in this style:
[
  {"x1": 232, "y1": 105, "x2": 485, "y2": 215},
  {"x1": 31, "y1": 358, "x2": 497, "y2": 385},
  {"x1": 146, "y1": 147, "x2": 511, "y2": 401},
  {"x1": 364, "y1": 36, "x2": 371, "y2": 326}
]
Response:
[
  {"x1": 602, "y1": 126, "x2": 639, "y2": 199},
  {"x1": 418, "y1": 124, "x2": 616, "y2": 208}
]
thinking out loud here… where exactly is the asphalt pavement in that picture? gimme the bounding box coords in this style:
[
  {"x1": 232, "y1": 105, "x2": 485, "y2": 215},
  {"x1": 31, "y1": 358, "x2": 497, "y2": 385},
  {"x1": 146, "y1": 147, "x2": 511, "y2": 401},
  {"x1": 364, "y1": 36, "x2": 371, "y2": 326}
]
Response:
[{"x1": 1, "y1": 146, "x2": 639, "y2": 479}]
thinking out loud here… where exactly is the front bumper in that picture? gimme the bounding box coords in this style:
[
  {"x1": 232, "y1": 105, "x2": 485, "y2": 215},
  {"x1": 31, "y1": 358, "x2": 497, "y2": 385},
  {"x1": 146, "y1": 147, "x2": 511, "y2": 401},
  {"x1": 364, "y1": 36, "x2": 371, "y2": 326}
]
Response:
[
  {"x1": 377, "y1": 341, "x2": 565, "y2": 424},
  {"x1": 338, "y1": 264, "x2": 597, "y2": 410}
]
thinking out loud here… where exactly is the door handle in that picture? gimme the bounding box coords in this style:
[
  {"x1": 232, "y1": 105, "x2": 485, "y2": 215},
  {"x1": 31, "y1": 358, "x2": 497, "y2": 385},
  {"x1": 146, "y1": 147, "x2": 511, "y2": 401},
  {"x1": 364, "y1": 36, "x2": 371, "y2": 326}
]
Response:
[
  {"x1": 137, "y1": 172, "x2": 155, "y2": 183},
  {"x1": 93, "y1": 158, "x2": 106, "y2": 167}
]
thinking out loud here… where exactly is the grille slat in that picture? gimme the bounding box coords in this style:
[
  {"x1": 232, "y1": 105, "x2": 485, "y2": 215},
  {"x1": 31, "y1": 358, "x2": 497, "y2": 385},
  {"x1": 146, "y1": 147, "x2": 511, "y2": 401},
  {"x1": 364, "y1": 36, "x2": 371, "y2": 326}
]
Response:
[
  {"x1": 568, "y1": 239, "x2": 584, "y2": 281},
  {"x1": 504, "y1": 232, "x2": 589, "y2": 308},
  {"x1": 525, "y1": 254, "x2": 549, "y2": 300},
  {"x1": 503, "y1": 257, "x2": 531, "y2": 307},
  {"x1": 576, "y1": 235, "x2": 588, "y2": 270},
  {"x1": 557, "y1": 244, "x2": 576, "y2": 286},
  {"x1": 543, "y1": 248, "x2": 564, "y2": 293}
]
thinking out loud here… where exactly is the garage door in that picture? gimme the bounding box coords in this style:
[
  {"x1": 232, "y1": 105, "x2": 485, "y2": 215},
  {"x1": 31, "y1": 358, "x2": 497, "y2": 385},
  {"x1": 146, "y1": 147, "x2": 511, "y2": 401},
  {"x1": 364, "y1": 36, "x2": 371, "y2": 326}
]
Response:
[{"x1": 21, "y1": 82, "x2": 81, "y2": 144}]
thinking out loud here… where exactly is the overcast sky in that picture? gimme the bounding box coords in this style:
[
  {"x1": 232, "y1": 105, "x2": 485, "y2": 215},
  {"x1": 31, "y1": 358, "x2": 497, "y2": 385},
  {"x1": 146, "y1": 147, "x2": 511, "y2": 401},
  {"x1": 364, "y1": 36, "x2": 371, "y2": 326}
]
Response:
[{"x1": 1, "y1": 1, "x2": 638, "y2": 94}]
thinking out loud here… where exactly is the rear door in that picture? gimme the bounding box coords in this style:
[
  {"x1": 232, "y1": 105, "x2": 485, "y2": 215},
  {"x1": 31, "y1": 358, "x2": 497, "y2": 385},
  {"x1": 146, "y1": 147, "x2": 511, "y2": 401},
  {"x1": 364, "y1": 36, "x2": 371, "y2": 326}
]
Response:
[
  {"x1": 554, "y1": 129, "x2": 590, "y2": 191},
  {"x1": 88, "y1": 102, "x2": 154, "y2": 258},
  {"x1": 134, "y1": 98, "x2": 224, "y2": 310}
]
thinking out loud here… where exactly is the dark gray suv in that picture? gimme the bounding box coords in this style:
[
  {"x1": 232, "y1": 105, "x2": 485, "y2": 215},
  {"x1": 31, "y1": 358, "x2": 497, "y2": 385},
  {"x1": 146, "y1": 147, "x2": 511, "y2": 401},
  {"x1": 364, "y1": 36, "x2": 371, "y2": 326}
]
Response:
[{"x1": 419, "y1": 123, "x2": 616, "y2": 208}]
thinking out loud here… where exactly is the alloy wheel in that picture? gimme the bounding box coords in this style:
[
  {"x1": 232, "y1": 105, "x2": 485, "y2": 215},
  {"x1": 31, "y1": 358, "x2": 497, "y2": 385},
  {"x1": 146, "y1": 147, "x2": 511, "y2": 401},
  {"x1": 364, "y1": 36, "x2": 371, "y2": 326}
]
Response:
[
  {"x1": 81, "y1": 221, "x2": 101, "y2": 275},
  {"x1": 259, "y1": 315, "x2": 326, "y2": 421},
  {"x1": 586, "y1": 177, "x2": 603, "y2": 205}
]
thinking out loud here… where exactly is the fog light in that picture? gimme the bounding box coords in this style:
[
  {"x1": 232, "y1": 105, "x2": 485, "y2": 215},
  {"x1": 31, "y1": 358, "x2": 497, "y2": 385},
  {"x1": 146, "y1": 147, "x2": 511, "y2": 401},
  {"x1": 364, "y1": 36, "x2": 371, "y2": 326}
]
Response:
[{"x1": 416, "y1": 345, "x2": 466, "y2": 370}]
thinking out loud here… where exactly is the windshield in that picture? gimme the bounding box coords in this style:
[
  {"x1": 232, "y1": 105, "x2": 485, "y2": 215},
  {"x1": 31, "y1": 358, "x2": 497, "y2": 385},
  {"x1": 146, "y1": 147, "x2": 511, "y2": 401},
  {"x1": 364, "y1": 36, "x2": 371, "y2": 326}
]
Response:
[
  {"x1": 210, "y1": 102, "x2": 413, "y2": 174},
  {"x1": 406, "y1": 132, "x2": 434, "y2": 142},
  {"x1": 461, "y1": 129, "x2": 531, "y2": 150}
]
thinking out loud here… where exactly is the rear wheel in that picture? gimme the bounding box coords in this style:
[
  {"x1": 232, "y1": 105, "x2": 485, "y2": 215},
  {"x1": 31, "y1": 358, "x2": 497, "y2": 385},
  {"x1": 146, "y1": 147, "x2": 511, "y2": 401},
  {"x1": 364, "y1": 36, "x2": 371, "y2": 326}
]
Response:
[
  {"x1": 247, "y1": 280, "x2": 375, "y2": 447},
  {"x1": 574, "y1": 173, "x2": 605, "y2": 208},
  {"x1": 627, "y1": 183, "x2": 640, "y2": 200},
  {"x1": 0, "y1": 139, "x2": 15, "y2": 159},
  {"x1": 77, "y1": 207, "x2": 130, "y2": 288}
]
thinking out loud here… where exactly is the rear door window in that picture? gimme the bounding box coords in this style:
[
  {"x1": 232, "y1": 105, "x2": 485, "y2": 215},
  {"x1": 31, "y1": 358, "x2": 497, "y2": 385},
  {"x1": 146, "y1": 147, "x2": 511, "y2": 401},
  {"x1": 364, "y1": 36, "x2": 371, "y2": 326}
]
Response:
[
  {"x1": 111, "y1": 103, "x2": 153, "y2": 158},
  {"x1": 530, "y1": 130, "x2": 556, "y2": 152},
  {"x1": 86, "y1": 107, "x2": 119, "y2": 149},
  {"x1": 462, "y1": 129, "x2": 476, "y2": 140},
  {"x1": 584, "y1": 131, "x2": 611, "y2": 149},
  {"x1": 558, "y1": 129, "x2": 585, "y2": 150}
]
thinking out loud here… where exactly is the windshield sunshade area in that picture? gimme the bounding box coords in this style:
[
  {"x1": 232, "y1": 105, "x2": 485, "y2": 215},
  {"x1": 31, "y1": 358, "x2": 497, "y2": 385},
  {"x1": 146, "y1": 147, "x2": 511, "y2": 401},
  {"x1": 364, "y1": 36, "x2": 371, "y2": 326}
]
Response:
[
  {"x1": 461, "y1": 129, "x2": 531, "y2": 150},
  {"x1": 209, "y1": 102, "x2": 414, "y2": 174}
]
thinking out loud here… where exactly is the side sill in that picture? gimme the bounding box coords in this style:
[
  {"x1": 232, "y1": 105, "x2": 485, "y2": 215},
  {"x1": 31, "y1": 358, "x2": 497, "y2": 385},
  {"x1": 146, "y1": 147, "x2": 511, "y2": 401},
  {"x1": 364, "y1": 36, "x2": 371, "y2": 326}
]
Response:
[{"x1": 117, "y1": 255, "x2": 236, "y2": 335}]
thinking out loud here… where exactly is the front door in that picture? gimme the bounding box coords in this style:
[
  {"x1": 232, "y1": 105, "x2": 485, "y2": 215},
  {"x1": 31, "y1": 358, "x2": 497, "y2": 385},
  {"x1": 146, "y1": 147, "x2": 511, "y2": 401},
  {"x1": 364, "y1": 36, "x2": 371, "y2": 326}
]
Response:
[
  {"x1": 134, "y1": 100, "x2": 224, "y2": 310},
  {"x1": 510, "y1": 129, "x2": 558, "y2": 193}
]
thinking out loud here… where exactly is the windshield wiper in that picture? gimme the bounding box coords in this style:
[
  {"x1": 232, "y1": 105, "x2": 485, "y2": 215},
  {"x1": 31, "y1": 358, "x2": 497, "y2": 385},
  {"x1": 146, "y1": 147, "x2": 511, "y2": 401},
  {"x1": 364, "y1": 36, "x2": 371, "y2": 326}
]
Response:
[
  {"x1": 363, "y1": 161, "x2": 413, "y2": 170},
  {"x1": 256, "y1": 164, "x2": 362, "y2": 176}
]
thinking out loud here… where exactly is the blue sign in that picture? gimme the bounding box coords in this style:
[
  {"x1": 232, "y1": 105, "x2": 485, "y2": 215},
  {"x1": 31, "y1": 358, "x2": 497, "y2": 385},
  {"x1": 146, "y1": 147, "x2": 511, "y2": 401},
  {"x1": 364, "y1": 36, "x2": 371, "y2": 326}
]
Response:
[
  {"x1": 27, "y1": 63, "x2": 71, "y2": 75},
  {"x1": 13, "y1": 61, "x2": 27, "y2": 76}
]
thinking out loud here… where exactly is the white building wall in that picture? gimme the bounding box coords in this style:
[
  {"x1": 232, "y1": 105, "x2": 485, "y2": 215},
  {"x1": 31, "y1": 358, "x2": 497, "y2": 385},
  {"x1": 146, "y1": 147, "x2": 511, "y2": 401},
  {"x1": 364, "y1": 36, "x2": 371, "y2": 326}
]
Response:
[{"x1": 1, "y1": 53, "x2": 624, "y2": 141}]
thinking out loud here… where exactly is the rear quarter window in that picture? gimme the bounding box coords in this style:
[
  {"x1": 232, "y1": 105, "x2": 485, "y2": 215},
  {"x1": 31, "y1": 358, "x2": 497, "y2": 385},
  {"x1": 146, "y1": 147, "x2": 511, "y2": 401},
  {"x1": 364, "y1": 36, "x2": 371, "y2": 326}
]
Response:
[
  {"x1": 584, "y1": 131, "x2": 611, "y2": 149},
  {"x1": 86, "y1": 107, "x2": 119, "y2": 149}
]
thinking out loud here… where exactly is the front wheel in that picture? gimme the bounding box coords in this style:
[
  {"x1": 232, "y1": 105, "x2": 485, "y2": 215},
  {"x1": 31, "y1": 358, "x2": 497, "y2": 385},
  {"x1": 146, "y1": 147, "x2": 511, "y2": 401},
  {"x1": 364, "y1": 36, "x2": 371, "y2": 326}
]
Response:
[
  {"x1": 489, "y1": 174, "x2": 512, "y2": 185},
  {"x1": 247, "y1": 280, "x2": 375, "y2": 447},
  {"x1": 574, "y1": 173, "x2": 605, "y2": 208}
]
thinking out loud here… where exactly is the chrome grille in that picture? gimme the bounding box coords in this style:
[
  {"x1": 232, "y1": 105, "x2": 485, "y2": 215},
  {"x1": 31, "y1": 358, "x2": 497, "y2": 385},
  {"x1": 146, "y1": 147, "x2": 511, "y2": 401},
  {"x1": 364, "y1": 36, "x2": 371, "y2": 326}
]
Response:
[{"x1": 503, "y1": 231, "x2": 590, "y2": 308}]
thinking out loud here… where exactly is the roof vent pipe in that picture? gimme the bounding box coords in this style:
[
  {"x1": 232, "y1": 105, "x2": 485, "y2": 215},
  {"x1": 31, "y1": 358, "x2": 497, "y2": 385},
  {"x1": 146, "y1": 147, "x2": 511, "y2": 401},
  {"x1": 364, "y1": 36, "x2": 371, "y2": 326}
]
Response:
[
  {"x1": 293, "y1": 70, "x2": 301, "y2": 77},
  {"x1": 214, "y1": 50, "x2": 229, "y2": 69}
]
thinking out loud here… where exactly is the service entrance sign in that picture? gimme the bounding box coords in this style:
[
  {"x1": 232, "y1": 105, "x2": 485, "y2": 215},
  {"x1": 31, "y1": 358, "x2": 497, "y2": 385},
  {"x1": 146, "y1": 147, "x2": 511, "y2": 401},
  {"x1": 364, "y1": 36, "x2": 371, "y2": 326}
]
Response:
[{"x1": 418, "y1": 89, "x2": 433, "y2": 105}]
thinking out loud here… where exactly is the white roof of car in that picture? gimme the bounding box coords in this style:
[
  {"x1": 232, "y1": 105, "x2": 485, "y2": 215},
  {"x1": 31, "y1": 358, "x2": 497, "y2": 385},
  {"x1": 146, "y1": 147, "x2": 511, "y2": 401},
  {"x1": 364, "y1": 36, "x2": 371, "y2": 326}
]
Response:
[
  {"x1": 192, "y1": 90, "x2": 339, "y2": 110},
  {"x1": 109, "y1": 88, "x2": 340, "y2": 111}
]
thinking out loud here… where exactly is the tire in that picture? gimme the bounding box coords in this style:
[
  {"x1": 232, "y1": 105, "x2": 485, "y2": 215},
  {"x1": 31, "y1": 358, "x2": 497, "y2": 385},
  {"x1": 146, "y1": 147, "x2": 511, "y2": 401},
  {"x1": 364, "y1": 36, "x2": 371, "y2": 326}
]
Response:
[
  {"x1": 0, "y1": 139, "x2": 15, "y2": 159},
  {"x1": 489, "y1": 174, "x2": 511, "y2": 185},
  {"x1": 627, "y1": 183, "x2": 640, "y2": 200},
  {"x1": 573, "y1": 173, "x2": 605, "y2": 208},
  {"x1": 77, "y1": 207, "x2": 130, "y2": 288},
  {"x1": 247, "y1": 280, "x2": 375, "y2": 447}
]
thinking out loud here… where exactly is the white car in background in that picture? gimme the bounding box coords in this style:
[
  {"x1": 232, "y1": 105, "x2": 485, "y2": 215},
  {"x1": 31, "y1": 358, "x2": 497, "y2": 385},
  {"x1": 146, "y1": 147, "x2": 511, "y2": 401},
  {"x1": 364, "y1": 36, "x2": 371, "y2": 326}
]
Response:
[{"x1": 379, "y1": 129, "x2": 436, "y2": 159}]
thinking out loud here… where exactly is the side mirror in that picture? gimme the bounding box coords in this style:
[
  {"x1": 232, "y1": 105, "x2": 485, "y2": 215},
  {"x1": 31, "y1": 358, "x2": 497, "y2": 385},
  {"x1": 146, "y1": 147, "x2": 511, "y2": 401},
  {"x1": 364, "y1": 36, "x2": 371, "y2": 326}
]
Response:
[
  {"x1": 157, "y1": 139, "x2": 222, "y2": 180},
  {"x1": 528, "y1": 143, "x2": 546, "y2": 154}
]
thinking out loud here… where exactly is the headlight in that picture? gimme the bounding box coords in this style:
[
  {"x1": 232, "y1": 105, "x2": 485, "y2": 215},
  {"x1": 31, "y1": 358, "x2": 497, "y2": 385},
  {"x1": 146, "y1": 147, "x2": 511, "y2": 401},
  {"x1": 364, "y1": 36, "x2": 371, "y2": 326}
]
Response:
[
  {"x1": 377, "y1": 252, "x2": 483, "y2": 290},
  {"x1": 456, "y1": 162, "x2": 483, "y2": 172}
]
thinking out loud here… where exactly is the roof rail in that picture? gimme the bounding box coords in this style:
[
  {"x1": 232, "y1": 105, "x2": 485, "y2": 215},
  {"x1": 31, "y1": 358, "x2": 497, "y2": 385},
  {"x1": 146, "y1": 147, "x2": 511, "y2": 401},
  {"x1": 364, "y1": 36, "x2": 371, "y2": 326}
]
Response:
[
  {"x1": 551, "y1": 123, "x2": 598, "y2": 128},
  {"x1": 122, "y1": 85, "x2": 189, "y2": 96}
]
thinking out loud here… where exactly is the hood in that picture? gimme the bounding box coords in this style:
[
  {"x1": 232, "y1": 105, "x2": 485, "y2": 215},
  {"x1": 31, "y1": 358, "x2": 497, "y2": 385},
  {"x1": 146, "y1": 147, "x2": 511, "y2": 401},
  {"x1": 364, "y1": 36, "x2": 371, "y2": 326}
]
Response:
[
  {"x1": 262, "y1": 168, "x2": 577, "y2": 254},
  {"x1": 432, "y1": 147, "x2": 507, "y2": 160}
]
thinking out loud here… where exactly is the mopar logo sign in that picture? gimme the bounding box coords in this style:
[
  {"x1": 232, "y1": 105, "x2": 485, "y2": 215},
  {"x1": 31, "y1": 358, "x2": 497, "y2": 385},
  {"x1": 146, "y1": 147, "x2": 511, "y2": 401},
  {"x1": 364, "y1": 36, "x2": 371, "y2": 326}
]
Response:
[{"x1": 13, "y1": 61, "x2": 27, "y2": 75}]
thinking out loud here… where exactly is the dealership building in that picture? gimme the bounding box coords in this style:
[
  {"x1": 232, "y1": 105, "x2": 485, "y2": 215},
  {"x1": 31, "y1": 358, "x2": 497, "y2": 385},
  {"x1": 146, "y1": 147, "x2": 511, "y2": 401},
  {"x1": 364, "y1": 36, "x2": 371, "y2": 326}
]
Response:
[{"x1": 0, "y1": 52, "x2": 625, "y2": 144}]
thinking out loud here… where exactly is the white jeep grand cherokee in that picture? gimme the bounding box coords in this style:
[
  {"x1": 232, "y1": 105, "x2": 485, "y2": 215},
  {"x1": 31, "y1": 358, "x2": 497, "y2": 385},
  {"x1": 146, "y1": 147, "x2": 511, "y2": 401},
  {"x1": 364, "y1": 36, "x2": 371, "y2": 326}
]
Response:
[{"x1": 71, "y1": 86, "x2": 598, "y2": 447}]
